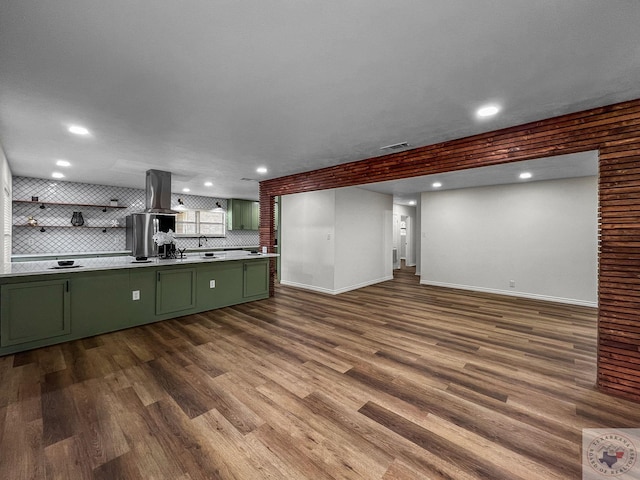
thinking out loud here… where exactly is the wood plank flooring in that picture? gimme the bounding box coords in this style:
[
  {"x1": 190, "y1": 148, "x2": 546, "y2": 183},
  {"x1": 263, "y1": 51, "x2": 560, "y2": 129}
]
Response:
[{"x1": 1, "y1": 264, "x2": 639, "y2": 479}]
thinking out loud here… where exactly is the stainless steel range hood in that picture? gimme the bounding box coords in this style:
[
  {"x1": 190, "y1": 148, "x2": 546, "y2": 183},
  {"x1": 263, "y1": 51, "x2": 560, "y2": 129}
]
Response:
[{"x1": 144, "y1": 169, "x2": 178, "y2": 214}]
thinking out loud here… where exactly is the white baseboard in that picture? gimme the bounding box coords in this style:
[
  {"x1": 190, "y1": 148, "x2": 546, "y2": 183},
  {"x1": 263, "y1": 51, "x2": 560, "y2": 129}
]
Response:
[
  {"x1": 419, "y1": 280, "x2": 598, "y2": 308},
  {"x1": 281, "y1": 275, "x2": 394, "y2": 295}
]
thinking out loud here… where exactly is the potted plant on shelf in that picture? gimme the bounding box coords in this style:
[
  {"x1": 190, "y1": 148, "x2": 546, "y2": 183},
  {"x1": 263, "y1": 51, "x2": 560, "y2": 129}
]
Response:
[{"x1": 152, "y1": 229, "x2": 176, "y2": 259}]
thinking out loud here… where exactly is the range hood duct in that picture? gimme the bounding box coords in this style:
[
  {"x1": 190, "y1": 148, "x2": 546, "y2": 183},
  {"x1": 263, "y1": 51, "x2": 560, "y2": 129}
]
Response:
[{"x1": 144, "y1": 169, "x2": 178, "y2": 214}]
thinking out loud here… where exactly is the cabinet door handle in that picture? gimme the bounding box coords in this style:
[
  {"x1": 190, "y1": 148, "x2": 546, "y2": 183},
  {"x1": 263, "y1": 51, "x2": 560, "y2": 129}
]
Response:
[
  {"x1": 66, "y1": 280, "x2": 69, "y2": 292},
  {"x1": 157, "y1": 272, "x2": 160, "y2": 282}
]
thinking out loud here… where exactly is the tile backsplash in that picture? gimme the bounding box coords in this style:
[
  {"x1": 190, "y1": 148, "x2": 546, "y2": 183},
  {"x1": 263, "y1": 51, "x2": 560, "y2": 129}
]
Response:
[{"x1": 12, "y1": 176, "x2": 259, "y2": 254}]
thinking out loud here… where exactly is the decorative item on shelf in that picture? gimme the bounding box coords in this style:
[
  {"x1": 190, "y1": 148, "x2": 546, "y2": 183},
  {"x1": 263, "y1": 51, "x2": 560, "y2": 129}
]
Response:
[
  {"x1": 26, "y1": 216, "x2": 38, "y2": 226},
  {"x1": 110, "y1": 199, "x2": 118, "y2": 207},
  {"x1": 174, "y1": 198, "x2": 186, "y2": 211},
  {"x1": 31, "y1": 196, "x2": 38, "y2": 202},
  {"x1": 152, "y1": 229, "x2": 177, "y2": 259},
  {"x1": 71, "y1": 211, "x2": 84, "y2": 226},
  {"x1": 110, "y1": 219, "x2": 119, "y2": 227}
]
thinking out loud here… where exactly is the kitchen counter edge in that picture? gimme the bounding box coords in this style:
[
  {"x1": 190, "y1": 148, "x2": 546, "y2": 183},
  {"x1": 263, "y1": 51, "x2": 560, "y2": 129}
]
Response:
[{"x1": 0, "y1": 253, "x2": 278, "y2": 279}]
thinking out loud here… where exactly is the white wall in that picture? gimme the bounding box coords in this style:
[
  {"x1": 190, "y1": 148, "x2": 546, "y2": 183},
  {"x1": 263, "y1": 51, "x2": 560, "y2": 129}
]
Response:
[
  {"x1": 335, "y1": 188, "x2": 393, "y2": 292},
  {"x1": 0, "y1": 142, "x2": 11, "y2": 265},
  {"x1": 420, "y1": 176, "x2": 598, "y2": 306},
  {"x1": 281, "y1": 189, "x2": 336, "y2": 291},
  {"x1": 281, "y1": 187, "x2": 393, "y2": 294}
]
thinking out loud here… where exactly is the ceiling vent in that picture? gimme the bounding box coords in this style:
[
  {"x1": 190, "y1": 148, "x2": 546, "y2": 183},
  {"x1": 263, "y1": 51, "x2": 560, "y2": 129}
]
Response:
[{"x1": 380, "y1": 141, "x2": 410, "y2": 151}]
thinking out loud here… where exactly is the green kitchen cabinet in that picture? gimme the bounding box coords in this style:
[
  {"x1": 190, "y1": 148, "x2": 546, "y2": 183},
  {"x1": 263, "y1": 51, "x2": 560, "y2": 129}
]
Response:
[
  {"x1": 0, "y1": 278, "x2": 71, "y2": 347},
  {"x1": 70, "y1": 270, "x2": 132, "y2": 337},
  {"x1": 250, "y1": 201, "x2": 259, "y2": 229},
  {"x1": 197, "y1": 261, "x2": 244, "y2": 310},
  {"x1": 243, "y1": 259, "x2": 269, "y2": 298},
  {"x1": 155, "y1": 267, "x2": 197, "y2": 315},
  {"x1": 227, "y1": 199, "x2": 259, "y2": 230},
  {"x1": 129, "y1": 268, "x2": 159, "y2": 325},
  {"x1": 0, "y1": 256, "x2": 273, "y2": 356}
]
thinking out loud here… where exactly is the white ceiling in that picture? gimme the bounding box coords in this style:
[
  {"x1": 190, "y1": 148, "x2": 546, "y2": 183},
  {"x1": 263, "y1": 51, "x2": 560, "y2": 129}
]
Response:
[
  {"x1": 361, "y1": 150, "x2": 599, "y2": 205},
  {"x1": 0, "y1": 1, "x2": 639, "y2": 201}
]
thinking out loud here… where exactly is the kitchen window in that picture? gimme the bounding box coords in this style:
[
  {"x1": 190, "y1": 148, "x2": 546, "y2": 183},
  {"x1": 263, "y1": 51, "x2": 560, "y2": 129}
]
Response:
[{"x1": 175, "y1": 210, "x2": 225, "y2": 237}]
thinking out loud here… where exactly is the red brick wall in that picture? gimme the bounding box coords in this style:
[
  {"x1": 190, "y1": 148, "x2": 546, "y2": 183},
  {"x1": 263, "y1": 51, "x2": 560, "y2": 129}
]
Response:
[{"x1": 260, "y1": 98, "x2": 640, "y2": 402}]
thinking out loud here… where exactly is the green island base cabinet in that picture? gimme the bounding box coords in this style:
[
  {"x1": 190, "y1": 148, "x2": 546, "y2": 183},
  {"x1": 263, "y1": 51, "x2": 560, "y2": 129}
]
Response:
[{"x1": 0, "y1": 258, "x2": 270, "y2": 355}]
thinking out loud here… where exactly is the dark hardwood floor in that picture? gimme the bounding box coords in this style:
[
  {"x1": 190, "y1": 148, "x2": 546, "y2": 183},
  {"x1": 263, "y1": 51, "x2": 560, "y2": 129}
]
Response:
[{"x1": 1, "y1": 263, "x2": 638, "y2": 479}]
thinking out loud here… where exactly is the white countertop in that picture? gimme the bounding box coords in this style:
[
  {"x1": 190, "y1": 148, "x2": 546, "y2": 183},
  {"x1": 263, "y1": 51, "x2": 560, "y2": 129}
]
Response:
[
  {"x1": 11, "y1": 246, "x2": 262, "y2": 261},
  {"x1": 0, "y1": 251, "x2": 277, "y2": 278}
]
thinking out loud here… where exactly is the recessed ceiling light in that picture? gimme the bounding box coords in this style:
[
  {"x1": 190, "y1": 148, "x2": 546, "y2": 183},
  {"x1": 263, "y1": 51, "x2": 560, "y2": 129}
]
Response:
[
  {"x1": 52, "y1": 172, "x2": 65, "y2": 179},
  {"x1": 56, "y1": 159, "x2": 71, "y2": 167},
  {"x1": 204, "y1": 181, "x2": 213, "y2": 187},
  {"x1": 519, "y1": 172, "x2": 532, "y2": 179},
  {"x1": 68, "y1": 125, "x2": 90, "y2": 135},
  {"x1": 476, "y1": 104, "x2": 500, "y2": 118},
  {"x1": 409, "y1": 200, "x2": 416, "y2": 205},
  {"x1": 256, "y1": 167, "x2": 268, "y2": 174},
  {"x1": 432, "y1": 182, "x2": 442, "y2": 188},
  {"x1": 182, "y1": 188, "x2": 190, "y2": 192}
]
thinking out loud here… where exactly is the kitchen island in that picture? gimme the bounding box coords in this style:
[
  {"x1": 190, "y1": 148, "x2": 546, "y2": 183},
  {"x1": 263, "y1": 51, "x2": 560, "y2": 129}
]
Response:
[{"x1": 0, "y1": 251, "x2": 277, "y2": 355}]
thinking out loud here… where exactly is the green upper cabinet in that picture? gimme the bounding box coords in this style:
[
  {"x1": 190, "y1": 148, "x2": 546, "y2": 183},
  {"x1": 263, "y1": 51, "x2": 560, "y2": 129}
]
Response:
[
  {"x1": 0, "y1": 278, "x2": 71, "y2": 347},
  {"x1": 251, "y1": 201, "x2": 259, "y2": 229},
  {"x1": 227, "y1": 199, "x2": 259, "y2": 230}
]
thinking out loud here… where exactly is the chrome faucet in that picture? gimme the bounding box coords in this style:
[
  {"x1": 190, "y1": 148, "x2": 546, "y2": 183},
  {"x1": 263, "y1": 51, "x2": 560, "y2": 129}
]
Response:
[{"x1": 198, "y1": 235, "x2": 208, "y2": 247}]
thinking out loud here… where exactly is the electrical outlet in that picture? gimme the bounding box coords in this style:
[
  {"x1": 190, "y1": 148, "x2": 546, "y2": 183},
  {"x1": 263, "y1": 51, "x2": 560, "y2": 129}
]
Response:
[
  {"x1": 509, "y1": 280, "x2": 515, "y2": 288},
  {"x1": 132, "y1": 290, "x2": 140, "y2": 300},
  {"x1": 209, "y1": 280, "x2": 216, "y2": 289}
]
